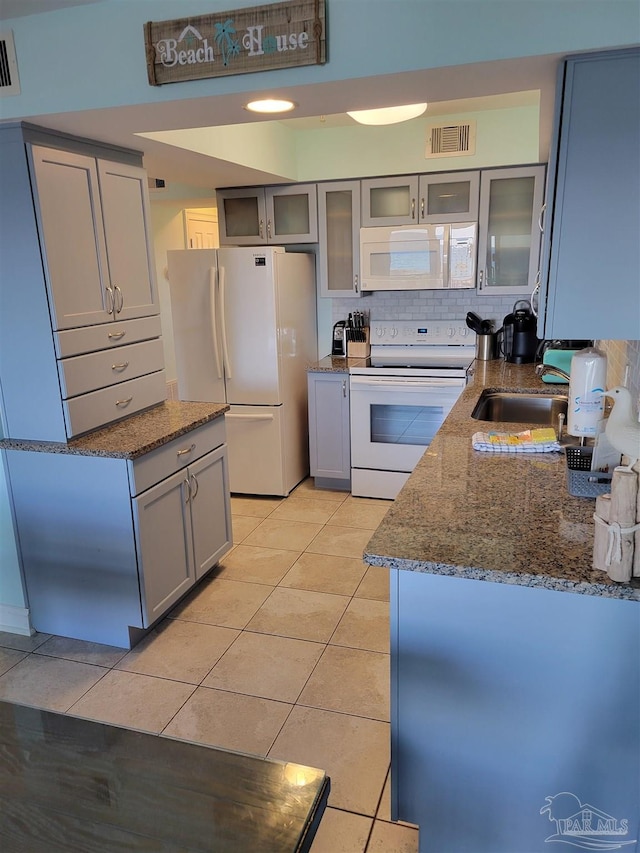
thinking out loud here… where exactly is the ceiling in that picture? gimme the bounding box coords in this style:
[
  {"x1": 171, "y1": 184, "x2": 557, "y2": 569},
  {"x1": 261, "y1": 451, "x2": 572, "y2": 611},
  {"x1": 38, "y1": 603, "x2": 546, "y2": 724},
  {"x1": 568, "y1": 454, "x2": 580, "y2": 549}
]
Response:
[{"x1": 0, "y1": 0, "x2": 561, "y2": 194}]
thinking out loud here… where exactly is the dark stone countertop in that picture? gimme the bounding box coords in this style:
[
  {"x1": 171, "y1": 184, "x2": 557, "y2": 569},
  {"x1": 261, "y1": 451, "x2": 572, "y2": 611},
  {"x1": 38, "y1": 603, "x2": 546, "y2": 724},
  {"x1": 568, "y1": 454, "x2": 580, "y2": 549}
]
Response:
[
  {"x1": 364, "y1": 359, "x2": 639, "y2": 601},
  {"x1": 0, "y1": 701, "x2": 329, "y2": 852},
  {"x1": 0, "y1": 401, "x2": 229, "y2": 459}
]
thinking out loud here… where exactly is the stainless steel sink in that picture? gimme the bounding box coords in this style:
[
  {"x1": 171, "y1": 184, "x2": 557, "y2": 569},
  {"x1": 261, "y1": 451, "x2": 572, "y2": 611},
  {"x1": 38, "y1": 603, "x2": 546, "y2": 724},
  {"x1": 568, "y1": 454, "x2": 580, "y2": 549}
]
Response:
[{"x1": 471, "y1": 390, "x2": 568, "y2": 425}]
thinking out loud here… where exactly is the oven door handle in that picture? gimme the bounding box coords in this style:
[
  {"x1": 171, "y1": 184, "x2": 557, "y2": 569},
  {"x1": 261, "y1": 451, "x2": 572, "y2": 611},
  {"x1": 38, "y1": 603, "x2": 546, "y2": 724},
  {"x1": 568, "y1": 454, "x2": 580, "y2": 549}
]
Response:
[{"x1": 350, "y1": 377, "x2": 463, "y2": 389}]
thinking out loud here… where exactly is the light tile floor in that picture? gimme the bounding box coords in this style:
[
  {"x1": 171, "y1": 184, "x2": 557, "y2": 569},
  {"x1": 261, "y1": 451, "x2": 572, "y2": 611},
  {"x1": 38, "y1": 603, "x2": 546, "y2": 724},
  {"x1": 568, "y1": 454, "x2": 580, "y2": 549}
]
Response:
[{"x1": 0, "y1": 478, "x2": 419, "y2": 853}]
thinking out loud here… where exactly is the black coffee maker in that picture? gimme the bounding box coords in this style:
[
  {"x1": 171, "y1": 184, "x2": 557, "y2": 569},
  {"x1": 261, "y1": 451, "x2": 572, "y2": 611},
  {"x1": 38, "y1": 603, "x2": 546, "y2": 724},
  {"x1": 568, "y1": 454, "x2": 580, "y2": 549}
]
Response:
[{"x1": 498, "y1": 300, "x2": 540, "y2": 364}]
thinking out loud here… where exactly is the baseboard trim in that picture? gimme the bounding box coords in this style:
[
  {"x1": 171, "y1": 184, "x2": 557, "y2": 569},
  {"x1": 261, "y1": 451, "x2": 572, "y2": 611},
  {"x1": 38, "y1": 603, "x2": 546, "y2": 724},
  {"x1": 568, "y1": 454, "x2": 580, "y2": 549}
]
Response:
[{"x1": 0, "y1": 603, "x2": 33, "y2": 636}]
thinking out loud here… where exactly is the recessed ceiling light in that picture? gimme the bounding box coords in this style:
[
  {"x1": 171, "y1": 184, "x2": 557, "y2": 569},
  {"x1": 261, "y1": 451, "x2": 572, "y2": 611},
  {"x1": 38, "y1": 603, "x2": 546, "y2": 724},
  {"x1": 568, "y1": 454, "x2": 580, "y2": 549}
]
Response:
[
  {"x1": 347, "y1": 103, "x2": 428, "y2": 126},
  {"x1": 244, "y1": 98, "x2": 297, "y2": 114}
]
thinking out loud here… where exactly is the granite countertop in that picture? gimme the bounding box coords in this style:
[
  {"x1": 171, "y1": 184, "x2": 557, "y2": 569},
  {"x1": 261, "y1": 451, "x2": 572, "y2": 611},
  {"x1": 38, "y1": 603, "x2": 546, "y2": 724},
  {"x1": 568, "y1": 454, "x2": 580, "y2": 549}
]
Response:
[
  {"x1": 307, "y1": 355, "x2": 368, "y2": 373},
  {"x1": 364, "y1": 359, "x2": 639, "y2": 601},
  {"x1": 0, "y1": 401, "x2": 229, "y2": 459}
]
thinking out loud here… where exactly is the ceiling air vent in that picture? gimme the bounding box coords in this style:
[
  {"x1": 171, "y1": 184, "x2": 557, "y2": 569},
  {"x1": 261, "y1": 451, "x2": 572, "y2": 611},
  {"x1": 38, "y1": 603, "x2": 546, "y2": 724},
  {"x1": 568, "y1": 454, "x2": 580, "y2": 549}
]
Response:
[
  {"x1": 425, "y1": 121, "x2": 476, "y2": 158},
  {"x1": 0, "y1": 31, "x2": 20, "y2": 97}
]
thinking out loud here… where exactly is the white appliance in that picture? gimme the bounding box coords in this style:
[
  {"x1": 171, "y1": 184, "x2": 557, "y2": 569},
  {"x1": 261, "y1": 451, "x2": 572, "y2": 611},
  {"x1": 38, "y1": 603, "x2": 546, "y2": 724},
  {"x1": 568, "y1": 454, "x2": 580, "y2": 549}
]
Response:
[
  {"x1": 350, "y1": 320, "x2": 476, "y2": 499},
  {"x1": 167, "y1": 247, "x2": 317, "y2": 496},
  {"x1": 359, "y1": 223, "x2": 476, "y2": 291}
]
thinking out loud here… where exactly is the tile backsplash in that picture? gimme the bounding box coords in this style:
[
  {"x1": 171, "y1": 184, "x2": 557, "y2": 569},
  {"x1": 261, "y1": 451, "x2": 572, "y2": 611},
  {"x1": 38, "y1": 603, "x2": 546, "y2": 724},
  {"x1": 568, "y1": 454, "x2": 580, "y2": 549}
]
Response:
[
  {"x1": 332, "y1": 290, "x2": 518, "y2": 328},
  {"x1": 598, "y1": 339, "x2": 640, "y2": 413}
]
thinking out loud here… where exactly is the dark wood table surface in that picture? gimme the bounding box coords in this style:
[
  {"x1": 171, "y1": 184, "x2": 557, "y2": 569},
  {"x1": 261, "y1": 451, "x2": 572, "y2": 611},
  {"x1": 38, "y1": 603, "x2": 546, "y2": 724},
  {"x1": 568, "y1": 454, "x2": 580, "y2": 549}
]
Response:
[{"x1": 0, "y1": 701, "x2": 329, "y2": 852}]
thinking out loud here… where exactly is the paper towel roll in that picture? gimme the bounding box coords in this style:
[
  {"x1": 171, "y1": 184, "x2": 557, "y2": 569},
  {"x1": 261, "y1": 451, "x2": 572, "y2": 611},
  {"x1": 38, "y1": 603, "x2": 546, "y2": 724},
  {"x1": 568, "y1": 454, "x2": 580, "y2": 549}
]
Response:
[{"x1": 567, "y1": 347, "x2": 607, "y2": 438}]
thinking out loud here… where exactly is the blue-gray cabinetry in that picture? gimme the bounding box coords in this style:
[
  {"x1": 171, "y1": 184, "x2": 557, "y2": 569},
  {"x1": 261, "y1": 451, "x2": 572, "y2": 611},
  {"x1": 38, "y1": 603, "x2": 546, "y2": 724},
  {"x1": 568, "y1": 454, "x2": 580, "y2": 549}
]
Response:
[
  {"x1": 3, "y1": 417, "x2": 232, "y2": 648},
  {"x1": 392, "y1": 570, "x2": 639, "y2": 852},
  {"x1": 307, "y1": 372, "x2": 351, "y2": 489},
  {"x1": 538, "y1": 47, "x2": 640, "y2": 339}
]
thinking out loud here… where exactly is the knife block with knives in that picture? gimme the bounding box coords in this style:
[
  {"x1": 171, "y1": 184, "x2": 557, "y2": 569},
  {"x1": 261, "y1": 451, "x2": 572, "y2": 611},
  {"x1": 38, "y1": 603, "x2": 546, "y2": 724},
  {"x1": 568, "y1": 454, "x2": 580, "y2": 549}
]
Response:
[{"x1": 346, "y1": 312, "x2": 371, "y2": 358}]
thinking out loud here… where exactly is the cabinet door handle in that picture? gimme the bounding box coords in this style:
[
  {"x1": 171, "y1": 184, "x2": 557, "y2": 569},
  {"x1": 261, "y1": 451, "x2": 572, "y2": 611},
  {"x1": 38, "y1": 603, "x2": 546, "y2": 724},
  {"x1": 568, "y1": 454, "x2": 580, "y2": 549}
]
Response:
[
  {"x1": 538, "y1": 203, "x2": 547, "y2": 233},
  {"x1": 411, "y1": 198, "x2": 416, "y2": 220},
  {"x1": 183, "y1": 477, "x2": 191, "y2": 503},
  {"x1": 342, "y1": 379, "x2": 347, "y2": 398},
  {"x1": 108, "y1": 330, "x2": 126, "y2": 340},
  {"x1": 478, "y1": 269, "x2": 484, "y2": 291},
  {"x1": 190, "y1": 473, "x2": 199, "y2": 499},
  {"x1": 105, "y1": 286, "x2": 114, "y2": 315},
  {"x1": 259, "y1": 219, "x2": 264, "y2": 240},
  {"x1": 177, "y1": 443, "x2": 196, "y2": 458},
  {"x1": 420, "y1": 197, "x2": 425, "y2": 219},
  {"x1": 267, "y1": 219, "x2": 272, "y2": 240},
  {"x1": 111, "y1": 361, "x2": 129, "y2": 372},
  {"x1": 531, "y1": 272, "x2": 541, "y2": 317},
  {"x1": 115, "y1": 396, "x2": 133, "y2": 407},
  {"x1": 354, "y1": 274, "x2": 359, "y2": 294},
  {"x1": 114, "y1": 285, "x2": 124, "y2": 314}
]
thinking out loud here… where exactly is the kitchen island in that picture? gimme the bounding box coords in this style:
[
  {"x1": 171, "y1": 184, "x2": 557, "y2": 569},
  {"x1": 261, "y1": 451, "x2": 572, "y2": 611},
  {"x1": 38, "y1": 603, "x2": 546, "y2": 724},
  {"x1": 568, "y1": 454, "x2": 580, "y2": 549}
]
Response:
[
  {"x1": 1, "y1": 401, "x2": 233, "y2": 648},
  {"x1": 365, "y1": 360, "x2": 639, "y2": 853}
]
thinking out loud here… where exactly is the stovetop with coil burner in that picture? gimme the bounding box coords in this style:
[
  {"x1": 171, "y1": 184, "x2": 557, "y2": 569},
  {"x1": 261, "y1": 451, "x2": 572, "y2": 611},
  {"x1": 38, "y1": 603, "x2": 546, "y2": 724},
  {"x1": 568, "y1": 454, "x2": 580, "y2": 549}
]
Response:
[{"x1": 352, "y1": 319, "x2": 477, "y2": 377}]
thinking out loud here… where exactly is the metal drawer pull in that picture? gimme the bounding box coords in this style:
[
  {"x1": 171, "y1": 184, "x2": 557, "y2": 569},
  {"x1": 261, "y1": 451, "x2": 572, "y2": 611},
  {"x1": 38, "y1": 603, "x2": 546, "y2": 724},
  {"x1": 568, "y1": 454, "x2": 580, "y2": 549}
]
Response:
[
  {"x1": 115, "y1": 396, "x2": 133, "y2": 407},
  {"x1": 108, "y1": 330, "x2": 126, "y2": 340},
  {"x1": 190, "y1": 473, "x2": 199, "y2": 499},
  {"x1": 111, "y1": 361, "x2": 129, "y2": 371},
  {"x1": 177, "y1": 443, "x2": 196, "y2": 457}
]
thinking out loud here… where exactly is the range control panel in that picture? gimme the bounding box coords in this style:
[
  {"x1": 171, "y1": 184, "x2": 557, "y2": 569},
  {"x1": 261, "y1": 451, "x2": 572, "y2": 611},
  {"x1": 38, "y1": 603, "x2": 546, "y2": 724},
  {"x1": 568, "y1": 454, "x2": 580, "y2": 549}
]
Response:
[{"x1": 370, "y1": 320, "x2": 475, "y2": 346}]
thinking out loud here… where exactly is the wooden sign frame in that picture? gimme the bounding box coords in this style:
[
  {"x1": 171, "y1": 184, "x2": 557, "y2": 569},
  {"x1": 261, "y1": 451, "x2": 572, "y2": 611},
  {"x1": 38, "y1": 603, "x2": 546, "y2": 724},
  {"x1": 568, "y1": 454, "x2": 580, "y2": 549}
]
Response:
[{"x1": 144, "y1": 0, "x2": 326, "y2": 86}]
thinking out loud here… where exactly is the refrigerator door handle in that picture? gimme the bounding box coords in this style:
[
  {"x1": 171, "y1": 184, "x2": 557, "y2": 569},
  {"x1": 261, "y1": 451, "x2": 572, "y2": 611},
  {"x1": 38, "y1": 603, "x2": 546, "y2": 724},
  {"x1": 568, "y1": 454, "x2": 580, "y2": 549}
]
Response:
[
  {"x1": 219, "y1": 264, "x2": 232, "y2": 379},
  {"x1": 208, "y1": 266, "x2": 223, "y2": 379}
]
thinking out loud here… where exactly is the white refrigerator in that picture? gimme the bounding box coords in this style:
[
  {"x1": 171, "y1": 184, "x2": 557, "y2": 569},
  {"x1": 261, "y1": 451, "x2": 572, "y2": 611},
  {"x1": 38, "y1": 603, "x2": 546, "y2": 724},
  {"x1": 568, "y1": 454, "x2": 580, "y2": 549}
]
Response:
[{"x1": 167, "y1": 247, "x2": 317, "y2": 496}]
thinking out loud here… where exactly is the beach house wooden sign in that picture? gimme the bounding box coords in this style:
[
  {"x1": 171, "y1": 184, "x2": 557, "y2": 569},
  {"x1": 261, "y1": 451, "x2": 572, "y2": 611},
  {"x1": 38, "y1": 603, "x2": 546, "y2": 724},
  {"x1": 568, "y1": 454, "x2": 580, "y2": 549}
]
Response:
[{"x1": 144, "y1": 0, "x2": 326, "y2": 85}]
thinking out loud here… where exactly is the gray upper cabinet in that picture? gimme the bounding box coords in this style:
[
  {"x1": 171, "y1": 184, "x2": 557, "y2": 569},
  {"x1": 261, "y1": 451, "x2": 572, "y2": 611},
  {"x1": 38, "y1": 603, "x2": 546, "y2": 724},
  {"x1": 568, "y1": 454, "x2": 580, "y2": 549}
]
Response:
[
  {"x1": 30, "y1": 146, "x2": 158, "y2": 330},
  {"x1": 361, "y1": 175, "x2": 420, "y2": 226},
  {"x1": 0, "y1": 125, "x2": 164, "y2": 442},
  {"x1": 537, "y1": 47, "x2": 640, "y2": 340},
  {"x1": 217, "y1": 184, "x2": 318, "y2": 245},
  {"x1": 476, "y1": 165, "x2": 546, "y2": 296},
  {"x1": 361, "y1": 171, "x2": 479, "y2": 226},
  {"x1": 317, "y1": 180, "x2": 362, "y2": 298},
  {"x1": 418, "y1": 171, "x2": 480, "y2": 223}
]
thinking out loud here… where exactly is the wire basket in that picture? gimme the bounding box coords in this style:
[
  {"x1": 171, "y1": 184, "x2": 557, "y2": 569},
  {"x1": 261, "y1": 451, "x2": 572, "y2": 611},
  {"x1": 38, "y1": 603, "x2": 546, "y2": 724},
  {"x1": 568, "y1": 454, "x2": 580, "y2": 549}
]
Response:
[{"x1": 565, "y1": 446, "x2": 612, "y2": 498}]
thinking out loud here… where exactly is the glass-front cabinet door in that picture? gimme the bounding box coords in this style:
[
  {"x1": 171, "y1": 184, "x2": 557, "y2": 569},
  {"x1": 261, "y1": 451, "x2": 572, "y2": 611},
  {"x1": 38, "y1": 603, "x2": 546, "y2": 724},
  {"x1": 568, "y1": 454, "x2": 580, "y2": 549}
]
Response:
[
  {"x1": 217, "y1": 188, "x2": 268, "y2": 245},
  {"x1": 317, "y1": 180, "x2": 362, "y2": 298},
  {"x1": 418, "y1": 171, "x2": 480, "y2": 223},
  {"x1": 477, "y1": 165, "x2": 546, "y2": 296},
  {"x1": 361, "y1": 175, "x2": 420, "y2": 226},
  {"x1": 218, "y1": 185, "x2": 317, "y2": 245},
  {"x1": 266, "y1": 184, "x2": 318, "y2": 243}
]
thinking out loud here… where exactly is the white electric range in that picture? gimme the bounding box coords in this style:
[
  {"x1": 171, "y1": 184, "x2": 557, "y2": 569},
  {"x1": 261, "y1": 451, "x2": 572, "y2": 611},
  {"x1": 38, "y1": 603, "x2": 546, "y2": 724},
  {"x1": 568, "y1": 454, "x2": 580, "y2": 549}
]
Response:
[{"x1": 349, "y1": 320, "x2": 476, "y2": 499}]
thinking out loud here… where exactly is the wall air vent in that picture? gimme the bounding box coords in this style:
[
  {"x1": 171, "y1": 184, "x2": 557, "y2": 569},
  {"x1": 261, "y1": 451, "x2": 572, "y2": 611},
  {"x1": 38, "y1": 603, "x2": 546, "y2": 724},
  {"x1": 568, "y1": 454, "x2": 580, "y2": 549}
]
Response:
[
  {"x1": 425, "y1": 121, "x2": 476, "y2": 158},
  {"x1": 0, "y1": 31, "x2": 20, "y2": 97}
]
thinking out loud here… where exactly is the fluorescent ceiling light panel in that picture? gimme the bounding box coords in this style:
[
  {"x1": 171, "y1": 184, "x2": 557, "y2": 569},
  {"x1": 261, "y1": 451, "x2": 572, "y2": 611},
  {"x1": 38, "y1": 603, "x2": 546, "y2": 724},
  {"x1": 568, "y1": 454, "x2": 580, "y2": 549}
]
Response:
[{"x1": 347, "y1": 103, "x2": 428, "y2": 125}]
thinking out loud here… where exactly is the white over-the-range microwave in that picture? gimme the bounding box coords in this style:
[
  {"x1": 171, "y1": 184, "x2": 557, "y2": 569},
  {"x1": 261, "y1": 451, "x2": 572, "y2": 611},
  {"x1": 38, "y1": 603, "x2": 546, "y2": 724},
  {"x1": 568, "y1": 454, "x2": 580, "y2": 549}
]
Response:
[{"x1": 359, "y1": 223, "x2": 476, "y2": 291}]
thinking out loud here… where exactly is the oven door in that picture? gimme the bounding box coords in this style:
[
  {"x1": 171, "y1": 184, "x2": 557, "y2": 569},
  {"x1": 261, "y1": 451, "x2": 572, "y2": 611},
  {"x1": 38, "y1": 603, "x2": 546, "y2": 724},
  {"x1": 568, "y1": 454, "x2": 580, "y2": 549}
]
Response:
[{"x1": 350, "y1": 374, "x2": 464, "y2": 472}]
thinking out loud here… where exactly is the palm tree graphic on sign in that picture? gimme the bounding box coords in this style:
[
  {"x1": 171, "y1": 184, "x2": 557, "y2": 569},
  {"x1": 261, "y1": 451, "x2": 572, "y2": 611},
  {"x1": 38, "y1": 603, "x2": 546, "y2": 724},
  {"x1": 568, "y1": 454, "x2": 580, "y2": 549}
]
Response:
[{"x1": 214, "y1": 19, "x2": 240, "y2": 66}]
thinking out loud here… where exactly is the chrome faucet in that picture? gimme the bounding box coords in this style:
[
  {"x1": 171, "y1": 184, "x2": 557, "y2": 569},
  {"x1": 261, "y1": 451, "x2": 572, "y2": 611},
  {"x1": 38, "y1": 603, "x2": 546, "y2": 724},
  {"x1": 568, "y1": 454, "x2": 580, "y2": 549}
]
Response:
[{"x1": 535, "y1": 364, "x2": 571, "y2": 382}]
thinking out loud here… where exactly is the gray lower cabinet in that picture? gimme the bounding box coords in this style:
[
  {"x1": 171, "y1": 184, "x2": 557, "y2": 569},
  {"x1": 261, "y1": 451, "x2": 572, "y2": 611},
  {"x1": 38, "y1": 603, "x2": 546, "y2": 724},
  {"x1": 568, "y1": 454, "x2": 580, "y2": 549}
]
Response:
[
  {"x1": 538, "y1": 47, "x2": 640, "y2": 339},
  {"x1": 392, "y1": 570, "x2": 639, "y2": 852},
  {"x1": 307, "y1": 372, "x2": 350, "y2": 489},
  {"x1": 4, "y1": 418, "x2": 232, "y2": 648}
]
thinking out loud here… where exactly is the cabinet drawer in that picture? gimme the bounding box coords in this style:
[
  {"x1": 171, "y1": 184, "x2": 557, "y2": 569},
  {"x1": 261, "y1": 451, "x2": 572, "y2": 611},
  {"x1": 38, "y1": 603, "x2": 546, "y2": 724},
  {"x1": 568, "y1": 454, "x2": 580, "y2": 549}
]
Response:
[
  {"x1": 63, "y1": 370, "x2": 166, "y2": 438},
  {"x1": 58, "y1": 338, "x2": 165, "y2": 399},
  {"x1": 54, "y1": 315, "x2": 162, "y2": 358},
  {"x1": 128, "y1": 416, "x2": 227, "y2": 496}
]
